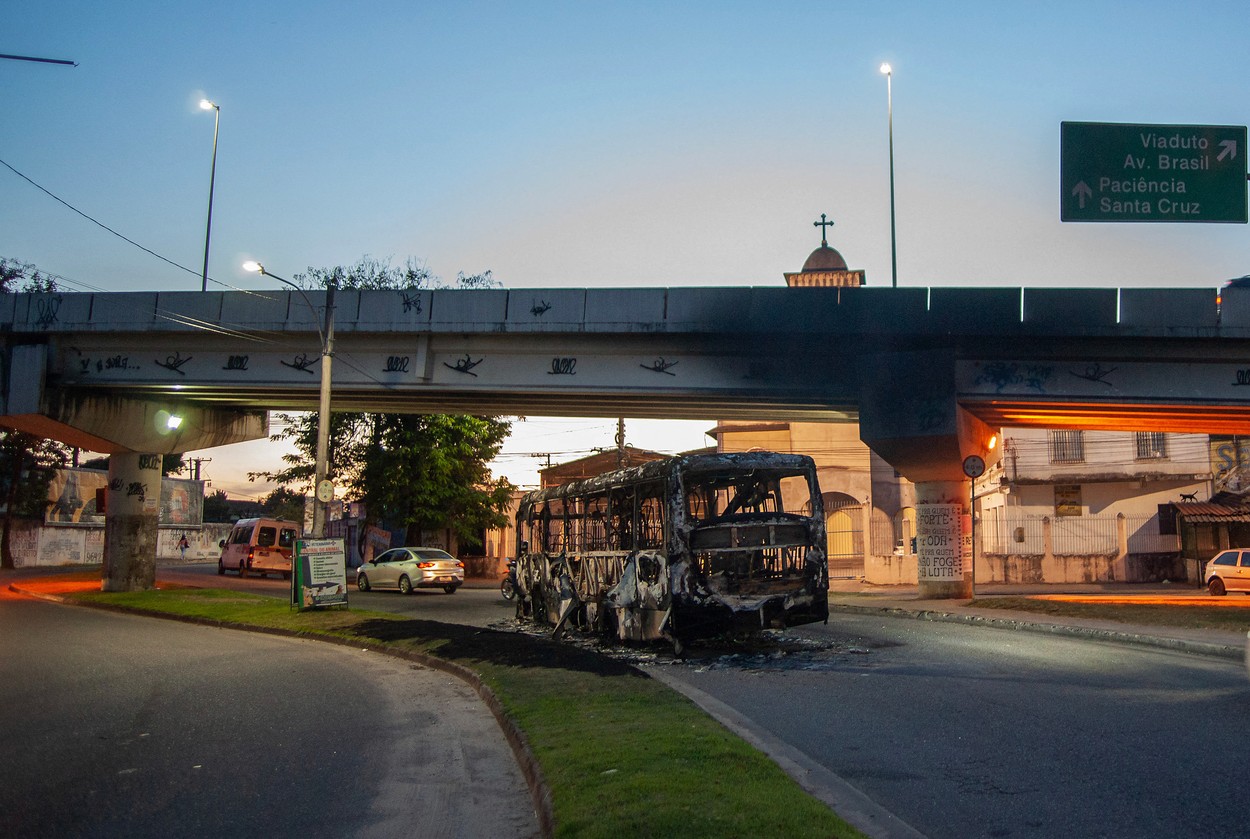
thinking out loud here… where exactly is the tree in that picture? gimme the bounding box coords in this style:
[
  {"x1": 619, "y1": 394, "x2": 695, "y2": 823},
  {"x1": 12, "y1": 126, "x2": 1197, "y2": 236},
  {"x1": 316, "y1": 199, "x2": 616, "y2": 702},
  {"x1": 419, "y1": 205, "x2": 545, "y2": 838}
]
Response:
[
  {"x1": 262, "y1": 486, "x2": 305, "y2": 523},
  {"x1": 0, "y1": 432, "x2": 68, "y2": 567},
  {"x1": 203, "y1": 489, "x2": 232, "y2": 523},
  {"x1": 293, "y1": 255, "x2": 436, "y2": 291},
  {"x1": 249, "y1": 411, "x2": 372, "y2": 493},
  {"x1": 354, "y1": 413, "x2": 514, "y2": 545},
  {"x1": 1, "y1": 257, "x2": 55, "y2": 294},
  {"x1": 249, "y1": 256, "x2": 513, "y2": 544},
  {"x1": 0, "y1": 258, "x2": 70, "y2": 567}
]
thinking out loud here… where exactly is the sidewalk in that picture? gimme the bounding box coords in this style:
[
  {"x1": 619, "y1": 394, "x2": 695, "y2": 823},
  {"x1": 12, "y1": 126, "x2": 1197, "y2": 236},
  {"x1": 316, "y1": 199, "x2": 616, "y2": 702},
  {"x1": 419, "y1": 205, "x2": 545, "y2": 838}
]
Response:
[{"x1": 826, "y1": 581, "x2": 1250, "y2": 661}]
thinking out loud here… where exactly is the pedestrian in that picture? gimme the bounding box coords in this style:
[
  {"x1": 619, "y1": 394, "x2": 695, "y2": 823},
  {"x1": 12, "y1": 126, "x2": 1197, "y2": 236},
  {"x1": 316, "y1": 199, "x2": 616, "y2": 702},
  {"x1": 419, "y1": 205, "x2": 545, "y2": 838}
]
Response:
[{"x1": 177, "y1": 533, "x2": 190, "y2": 560}]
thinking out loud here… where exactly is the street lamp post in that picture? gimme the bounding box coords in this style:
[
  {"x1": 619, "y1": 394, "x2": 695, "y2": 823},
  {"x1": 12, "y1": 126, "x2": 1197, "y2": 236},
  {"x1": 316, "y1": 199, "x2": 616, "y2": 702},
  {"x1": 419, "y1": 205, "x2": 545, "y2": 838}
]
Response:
[
  {"x1": 880, "y1": 63, "x2": 898, "y2": 288},
  {"x1": 243, "y1": 261, "x2": 336, "y2": 536},
  {"x1": 199, "y1": 99, "x2": 221, "y2": 293}
]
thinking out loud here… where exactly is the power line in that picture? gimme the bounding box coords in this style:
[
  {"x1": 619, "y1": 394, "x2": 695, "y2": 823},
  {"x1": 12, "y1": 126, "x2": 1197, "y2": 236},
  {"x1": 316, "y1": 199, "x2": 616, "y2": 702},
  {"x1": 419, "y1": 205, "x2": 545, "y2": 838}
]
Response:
[
  {"x1": 0, "y1": 155, "x2": 233, "y2": 289},
  {"x1": 3, "y1": 263, "x2": 109, "y2": 294},
  {"x1": 4, "y1": 156, "x2": 504, "y2": 392}
]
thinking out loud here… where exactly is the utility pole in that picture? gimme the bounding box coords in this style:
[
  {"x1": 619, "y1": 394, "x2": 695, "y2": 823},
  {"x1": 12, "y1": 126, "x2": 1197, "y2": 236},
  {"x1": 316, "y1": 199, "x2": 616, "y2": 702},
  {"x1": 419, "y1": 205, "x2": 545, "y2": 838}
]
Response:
[
  {"x1": 616, "y1": 418, "x2": 627, "y2": 468},
  {"x1": 188, "y1": 457, "x2": 212, "y2": 481}
]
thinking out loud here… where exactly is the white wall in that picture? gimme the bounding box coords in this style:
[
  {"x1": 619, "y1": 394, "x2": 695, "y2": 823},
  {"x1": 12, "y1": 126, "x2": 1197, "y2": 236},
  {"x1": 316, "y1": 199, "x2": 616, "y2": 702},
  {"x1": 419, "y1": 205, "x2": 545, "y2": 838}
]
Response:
[{"x1": 7, "y1": 522, "x2": 234, "y2": 568}]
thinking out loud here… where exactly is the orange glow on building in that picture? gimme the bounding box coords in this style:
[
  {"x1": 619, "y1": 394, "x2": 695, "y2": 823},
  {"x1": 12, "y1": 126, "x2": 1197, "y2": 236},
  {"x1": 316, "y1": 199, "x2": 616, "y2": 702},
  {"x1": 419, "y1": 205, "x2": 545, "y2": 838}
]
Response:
[
  {"x1": 963, "y1": 400, "x2": 1250, "y2": 435},
  {"x1": 1031, "y1": 594, "x2": 1250, "y2": 609}
]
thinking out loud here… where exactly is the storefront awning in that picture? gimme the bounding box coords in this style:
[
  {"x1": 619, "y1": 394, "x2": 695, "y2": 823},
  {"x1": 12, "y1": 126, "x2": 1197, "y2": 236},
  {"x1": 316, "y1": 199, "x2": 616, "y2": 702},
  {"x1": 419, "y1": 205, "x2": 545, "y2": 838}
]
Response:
[{"x1": 1172, "y1": 502, "x2": 1250, "y2": 524}]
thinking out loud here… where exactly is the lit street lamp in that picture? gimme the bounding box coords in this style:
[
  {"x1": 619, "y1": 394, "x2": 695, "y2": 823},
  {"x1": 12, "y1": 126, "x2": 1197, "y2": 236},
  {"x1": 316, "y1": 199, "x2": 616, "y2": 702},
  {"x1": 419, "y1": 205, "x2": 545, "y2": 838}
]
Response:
[
  {"x1": 243, "y1": 260, "x2": 336, "y2": 536},
  {"x1": 199, "y1": 99, "x2": 221, "y2": 293},
  {"x1": 880, "y1": 63, "x2": 897, "y2": 288}
]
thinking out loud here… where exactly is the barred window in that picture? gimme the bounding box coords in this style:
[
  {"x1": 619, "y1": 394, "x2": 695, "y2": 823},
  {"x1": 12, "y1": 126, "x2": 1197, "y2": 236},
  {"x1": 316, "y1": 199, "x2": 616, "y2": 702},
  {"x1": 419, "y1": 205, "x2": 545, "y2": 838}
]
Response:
[
  {"x1": 1048, "y1": 430, "x2": 1085, "y2": 463},
  {"x1": 1135, "y1": 432, "x2": 1167, "y2": 459}
]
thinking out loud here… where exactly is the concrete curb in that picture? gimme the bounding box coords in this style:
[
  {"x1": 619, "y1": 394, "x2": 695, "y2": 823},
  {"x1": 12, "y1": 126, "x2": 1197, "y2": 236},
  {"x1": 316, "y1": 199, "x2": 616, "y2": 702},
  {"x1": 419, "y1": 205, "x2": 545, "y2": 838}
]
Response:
[
  {"x1": 8, "y1": 583, "x2": 555, "y2": 838},
  {"x1": 828, "y1": 601, "x2": 1245, "y2": 661},
  {"x1": 646, "y1": 666, "x2": 927, "y2": 839}
]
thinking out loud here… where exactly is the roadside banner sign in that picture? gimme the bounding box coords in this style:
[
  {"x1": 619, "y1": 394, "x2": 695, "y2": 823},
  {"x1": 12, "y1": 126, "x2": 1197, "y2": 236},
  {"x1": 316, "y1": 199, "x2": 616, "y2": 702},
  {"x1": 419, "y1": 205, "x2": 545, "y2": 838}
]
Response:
[
  {"x1": 1061, "y1": 121, "x2": 1247, "y2": 223},
  {"x1": 292, "y1": 537, "x2": 348, "y2": 610}
]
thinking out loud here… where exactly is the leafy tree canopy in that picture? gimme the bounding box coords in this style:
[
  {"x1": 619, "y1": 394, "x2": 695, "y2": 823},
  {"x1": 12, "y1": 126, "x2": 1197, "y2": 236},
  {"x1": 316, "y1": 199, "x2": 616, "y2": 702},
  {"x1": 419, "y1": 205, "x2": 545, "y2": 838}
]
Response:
[
  {"x1": 262, "y1": 486, "x2": 305, "y2": 523},
  {"x1": 356, "y1": 413, "x2": 514, "y2": 545},
  {"x1": 1, "y1": 257, "x2": 56, "y2": 294},
  {"x1": 287, "y1": 254, "x2": 495, "y2": 293},
  {"x1": 203, "y1": 489, "x2": 232, "y2": 523}
]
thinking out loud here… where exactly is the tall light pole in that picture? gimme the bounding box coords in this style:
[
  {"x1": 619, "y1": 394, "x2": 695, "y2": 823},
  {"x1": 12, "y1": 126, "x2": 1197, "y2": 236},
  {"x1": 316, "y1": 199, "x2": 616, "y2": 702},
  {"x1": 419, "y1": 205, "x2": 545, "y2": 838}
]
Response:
[
  {"x1": 243, "y1": 260, "x2": 336, "y2": 537},
  {"x1": 880, "y1": 63, "x2": 898, "y2": 288},
  {"x1": 0, "y1": 52, "x2": 77, "y2": 66},
  {"x1": 199, "y1": 99, "x2": 221, "y2": 293}
]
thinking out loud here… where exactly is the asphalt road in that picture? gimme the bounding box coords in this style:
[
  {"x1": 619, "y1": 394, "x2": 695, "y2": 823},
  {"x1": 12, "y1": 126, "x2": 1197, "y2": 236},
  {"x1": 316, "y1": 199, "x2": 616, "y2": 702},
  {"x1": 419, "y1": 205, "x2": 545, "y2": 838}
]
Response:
[
  {"x1": 163, "y1": 562, "x2": 515, "y2": 628},
  {"x1": 161, "y1": 562, "x2": 1250, "y2": 837},
  {"x1": 0, "y1": 594, "x2": 537, "y2": 839},
  {"x1": 658, "y1": 613, "x2": 1250, "y2": 839}
]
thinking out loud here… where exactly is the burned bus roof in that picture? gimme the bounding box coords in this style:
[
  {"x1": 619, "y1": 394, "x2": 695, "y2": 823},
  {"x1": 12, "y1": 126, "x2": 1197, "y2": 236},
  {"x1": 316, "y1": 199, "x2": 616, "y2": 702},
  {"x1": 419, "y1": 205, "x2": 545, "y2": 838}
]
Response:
[{"x1": 519, "y1": 451, "x2": 817, "y2": 507}]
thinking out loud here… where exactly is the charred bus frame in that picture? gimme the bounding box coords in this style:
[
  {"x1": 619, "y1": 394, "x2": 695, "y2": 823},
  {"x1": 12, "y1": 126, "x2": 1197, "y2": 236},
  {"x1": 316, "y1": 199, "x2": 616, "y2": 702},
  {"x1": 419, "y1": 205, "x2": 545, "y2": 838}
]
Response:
[{"x1": 514, "y1": 451, "x2": 828, "y2": 651}]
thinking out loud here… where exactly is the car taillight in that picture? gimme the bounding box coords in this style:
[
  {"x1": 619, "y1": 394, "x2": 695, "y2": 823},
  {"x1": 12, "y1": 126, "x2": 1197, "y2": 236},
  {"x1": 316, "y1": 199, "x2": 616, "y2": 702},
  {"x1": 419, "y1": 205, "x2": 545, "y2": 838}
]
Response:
[
  {"x1": 456, "y1": 561, "x2": 464, "y2": 568},
  {"x1": 416, "y1": 561, "x2": 435, "y2": 569},
  {"x1": 248, "y1": 548, "x2": 255, "y2": 560}
]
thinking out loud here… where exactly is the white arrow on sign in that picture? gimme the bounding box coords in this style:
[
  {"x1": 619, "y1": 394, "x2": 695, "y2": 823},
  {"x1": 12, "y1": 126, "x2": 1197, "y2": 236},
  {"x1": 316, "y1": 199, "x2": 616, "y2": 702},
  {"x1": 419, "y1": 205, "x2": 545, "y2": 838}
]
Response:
[
  {"x1": 1072, "y1": 180, "x2": 1093, "y2": 208},
  {"x1": 1217, "y1": 139, "x2": 1237, "y2": 162}
]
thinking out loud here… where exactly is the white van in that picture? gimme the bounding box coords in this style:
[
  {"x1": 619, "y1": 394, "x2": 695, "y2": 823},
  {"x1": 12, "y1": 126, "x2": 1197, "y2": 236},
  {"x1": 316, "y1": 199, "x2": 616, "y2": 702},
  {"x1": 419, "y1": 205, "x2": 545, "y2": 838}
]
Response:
[{"x1": 218, "y1": 518, "x2": 301, "y2": 579}]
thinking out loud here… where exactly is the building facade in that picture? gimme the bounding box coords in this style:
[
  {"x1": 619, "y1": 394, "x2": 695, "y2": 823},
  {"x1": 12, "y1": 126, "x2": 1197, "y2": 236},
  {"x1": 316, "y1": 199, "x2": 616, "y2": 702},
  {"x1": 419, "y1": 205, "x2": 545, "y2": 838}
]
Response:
[{"x1": 975, "y1": 428, "x2": 1209, "y2": 583}]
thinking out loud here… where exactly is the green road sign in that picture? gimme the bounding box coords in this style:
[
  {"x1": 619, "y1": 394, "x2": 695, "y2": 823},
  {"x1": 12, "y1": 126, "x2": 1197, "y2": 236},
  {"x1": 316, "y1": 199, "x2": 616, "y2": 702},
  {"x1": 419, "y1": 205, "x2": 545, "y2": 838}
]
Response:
[{"x1": 1061, "y1": 121, "x2": 1247, "y2": 223}]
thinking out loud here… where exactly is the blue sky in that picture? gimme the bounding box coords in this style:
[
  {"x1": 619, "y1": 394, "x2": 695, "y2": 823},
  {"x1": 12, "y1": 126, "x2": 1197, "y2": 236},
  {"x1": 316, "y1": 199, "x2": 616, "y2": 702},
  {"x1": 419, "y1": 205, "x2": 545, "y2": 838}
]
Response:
[{"x1": 4, "y1": 2, "x2": 1249, "y2": 491}]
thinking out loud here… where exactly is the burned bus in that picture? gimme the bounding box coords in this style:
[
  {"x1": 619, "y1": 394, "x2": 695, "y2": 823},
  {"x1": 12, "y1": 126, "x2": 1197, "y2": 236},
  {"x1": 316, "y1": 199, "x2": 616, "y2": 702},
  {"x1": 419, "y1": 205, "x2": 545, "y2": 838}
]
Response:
[{"x1": 513, "y1": 451, "x2": 828, "y2": 651}]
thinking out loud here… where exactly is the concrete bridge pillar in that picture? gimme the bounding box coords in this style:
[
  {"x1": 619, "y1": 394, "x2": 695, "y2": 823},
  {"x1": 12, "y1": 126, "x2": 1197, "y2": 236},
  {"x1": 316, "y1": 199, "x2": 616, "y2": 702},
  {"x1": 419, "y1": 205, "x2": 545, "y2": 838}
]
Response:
[
  {"x1": 102, "y1": 452, "x2": 161, "y2": 592},
  {"x1": 858, "y1": 350, "x2": 997, "y2": 598},
  {"x1": 915, "y1": 480, "x2": 973, "y2": 599}
]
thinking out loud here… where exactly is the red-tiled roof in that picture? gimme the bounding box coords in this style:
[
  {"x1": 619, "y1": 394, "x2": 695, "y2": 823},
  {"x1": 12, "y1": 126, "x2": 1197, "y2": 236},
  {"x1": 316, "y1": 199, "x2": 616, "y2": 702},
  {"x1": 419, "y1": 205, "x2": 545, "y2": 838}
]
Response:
[{"x1": 1173, "y1": 502, "x2": 1250, "y2": 523}]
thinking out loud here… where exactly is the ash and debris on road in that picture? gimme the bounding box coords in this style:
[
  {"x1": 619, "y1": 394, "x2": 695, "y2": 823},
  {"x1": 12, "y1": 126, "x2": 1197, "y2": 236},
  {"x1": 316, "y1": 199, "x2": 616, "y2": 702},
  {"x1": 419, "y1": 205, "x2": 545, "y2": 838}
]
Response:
[{"x1": 487, "y1": 619, "x2": 876, "y2": 672}]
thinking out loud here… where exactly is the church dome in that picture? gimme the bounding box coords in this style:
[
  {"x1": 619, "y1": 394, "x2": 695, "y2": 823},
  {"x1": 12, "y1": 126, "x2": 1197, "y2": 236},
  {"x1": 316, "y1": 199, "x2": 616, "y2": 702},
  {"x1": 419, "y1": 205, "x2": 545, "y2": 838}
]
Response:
[{"x1": 801, "y1": 245, "x2": 848, "y2": 273}]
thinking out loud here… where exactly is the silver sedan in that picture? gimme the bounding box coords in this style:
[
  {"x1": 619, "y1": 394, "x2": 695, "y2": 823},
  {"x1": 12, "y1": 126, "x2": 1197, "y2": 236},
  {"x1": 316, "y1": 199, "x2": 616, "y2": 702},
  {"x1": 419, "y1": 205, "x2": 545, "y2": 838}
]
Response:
[{"x1": 356, "y1": 547, "x2": 465, "y2": 594}]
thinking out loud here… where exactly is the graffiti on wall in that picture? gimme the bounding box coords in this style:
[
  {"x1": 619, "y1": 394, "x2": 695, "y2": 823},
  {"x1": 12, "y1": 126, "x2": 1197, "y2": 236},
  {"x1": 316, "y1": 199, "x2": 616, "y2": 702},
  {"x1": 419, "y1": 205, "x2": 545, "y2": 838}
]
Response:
[
  {"x1": 1211, "y1": 437, "x2": 1250, "y2": 492},
  {"x1": 45, "y1": 469, "x2": 203, "y2": 526},
  {"x1": 160, "y1": 478, "x2": 203, "y2": 526},
  {"x1": 46, "y1": 470, "x2": 106, "y2": 524}
]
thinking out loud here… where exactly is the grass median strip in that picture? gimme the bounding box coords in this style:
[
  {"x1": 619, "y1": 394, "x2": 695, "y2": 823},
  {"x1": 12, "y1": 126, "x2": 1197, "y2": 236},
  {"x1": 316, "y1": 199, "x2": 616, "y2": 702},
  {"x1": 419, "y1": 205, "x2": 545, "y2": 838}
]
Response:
[
  {"x1": 68, "y1": 586, "x2": 863, "y2": 839},
  {"x1": 970, "y1": 596, "x2": 1250, "y2": 633}
]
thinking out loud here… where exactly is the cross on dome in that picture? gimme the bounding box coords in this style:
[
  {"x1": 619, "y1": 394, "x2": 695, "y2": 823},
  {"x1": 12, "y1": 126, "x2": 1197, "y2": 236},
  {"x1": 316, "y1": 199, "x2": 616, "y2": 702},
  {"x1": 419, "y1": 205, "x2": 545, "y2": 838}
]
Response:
[
  {"x1": 786, "y1": 212, "x2": 861, "y2": 283},
  {"x1": 813, "y1": 213, "x2": 835, "y2": 247}
]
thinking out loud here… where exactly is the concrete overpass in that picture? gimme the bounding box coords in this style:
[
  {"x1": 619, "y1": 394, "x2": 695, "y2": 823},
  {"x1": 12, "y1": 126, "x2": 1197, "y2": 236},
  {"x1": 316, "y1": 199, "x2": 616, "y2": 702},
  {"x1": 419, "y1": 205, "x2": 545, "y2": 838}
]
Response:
[{"x1": 4, "y1": 283, "x2": 1250, "y2": 596}]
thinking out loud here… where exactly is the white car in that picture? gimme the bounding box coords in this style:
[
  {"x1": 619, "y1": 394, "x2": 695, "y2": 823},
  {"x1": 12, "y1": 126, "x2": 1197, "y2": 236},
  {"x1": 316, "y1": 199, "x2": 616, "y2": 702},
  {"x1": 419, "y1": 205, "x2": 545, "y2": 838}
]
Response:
[
  {"x1": 1203, "y1": 548, "x2": 1250, "y2": 596},
  {"x1": 356, "y1": 547, "x2": 464, "y2": 594}
]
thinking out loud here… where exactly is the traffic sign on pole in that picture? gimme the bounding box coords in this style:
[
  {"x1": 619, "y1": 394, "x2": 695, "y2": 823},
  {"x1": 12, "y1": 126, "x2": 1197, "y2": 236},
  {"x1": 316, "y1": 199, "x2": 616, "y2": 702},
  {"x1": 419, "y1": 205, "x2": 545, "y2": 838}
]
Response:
[{"x1": 1061, "y1": 121, "x2": 1247, "y2": 223}]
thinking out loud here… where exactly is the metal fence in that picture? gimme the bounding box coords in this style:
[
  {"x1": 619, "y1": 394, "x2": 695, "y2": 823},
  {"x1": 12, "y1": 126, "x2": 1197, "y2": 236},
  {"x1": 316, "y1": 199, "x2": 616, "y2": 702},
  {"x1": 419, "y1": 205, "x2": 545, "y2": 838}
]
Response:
[
  {"x1": 1124, "y1": 514, "x2": 1181, "y2": 553},
  {"x1": 826, "y1": 501, "x2": 864, "y2": 578},
  {"x1": 981, "y1": 512, "x2": 1179, "y2": 556},
  {"x1": 870, "y1": 516, "x2": 898, "y2": 556}
]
